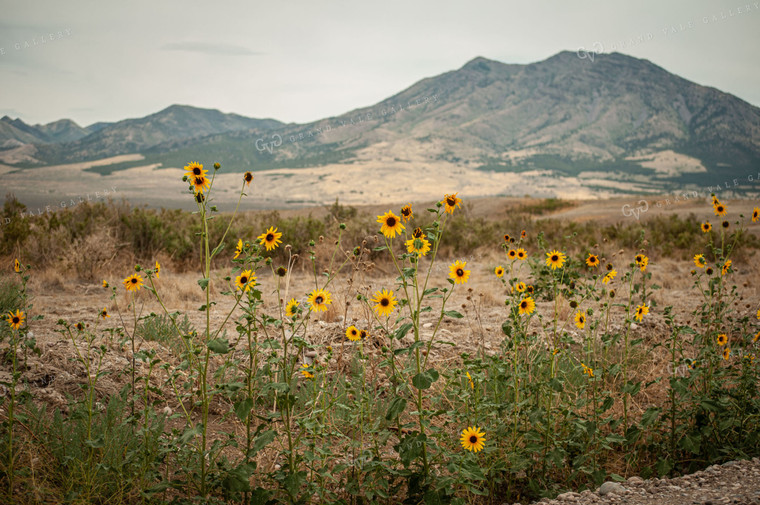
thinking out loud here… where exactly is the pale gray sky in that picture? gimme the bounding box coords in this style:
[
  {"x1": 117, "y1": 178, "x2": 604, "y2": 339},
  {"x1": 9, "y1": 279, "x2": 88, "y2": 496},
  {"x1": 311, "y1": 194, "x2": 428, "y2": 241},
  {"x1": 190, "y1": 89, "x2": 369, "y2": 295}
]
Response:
[{"x1": 1, "y1": 0, "x2": 758, "y2": 127}]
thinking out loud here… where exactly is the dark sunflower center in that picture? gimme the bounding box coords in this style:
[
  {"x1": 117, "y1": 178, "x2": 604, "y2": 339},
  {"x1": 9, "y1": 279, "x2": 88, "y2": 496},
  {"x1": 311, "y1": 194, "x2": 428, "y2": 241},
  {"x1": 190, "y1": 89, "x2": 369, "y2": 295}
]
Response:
[
  {"x1": 718, "y1": 206, "x2": 724, "y2": 212},
  {"x1": 551, "y1": 255, "x2": 559, "y2": 261},
  {"x1": 469, "y1": 435, "x2": 478, "y2": 444},
  {"x1": 402, "y1": 208, "x2": 410, "y2": 216},
  {"x1": 580, "y1": 316, "x2": 584, "y2": 322},
  {"x1": 193, "y1": 167, "x2": 201, "y2": 175},
  {"x1": 266, "y1": 233, "x2": 274, "y2": 241},
  {"x1": 381, "y1": 298, "x2": 389, "y2": 307},
  {"x1": 12, "y1": 317, "x2": 19, "y2": 324},
  {"x1": 447, "y1": 197, "x2": 456, "y2": 206},
  {"x1": 413, "y1": 228, "x2": 422, "y2": 238},
  {"x1": 245, "y1": 173, "x2": 252, "y2": 181},
  {"x1": 456, "y1": 268, "x2": 464, "y2": 276},
  {"x1": 521, "y1": 302, "x2": 528, "y2": 309},
  {"x1": 351, "y1": 330, "x2": 357, "y2": 335},
  {"x1": 387, "y1": 217, "x2": 397, "y2": 227},
  {"x1": 315, "y1": 296, "x2": 323, "y2": 304},
  {"x1": 240, "y1": 276, "x2": 248, "y2": 284},
  {"x1": 130, "y1": 278, "x2": 137, "y2": 284}
]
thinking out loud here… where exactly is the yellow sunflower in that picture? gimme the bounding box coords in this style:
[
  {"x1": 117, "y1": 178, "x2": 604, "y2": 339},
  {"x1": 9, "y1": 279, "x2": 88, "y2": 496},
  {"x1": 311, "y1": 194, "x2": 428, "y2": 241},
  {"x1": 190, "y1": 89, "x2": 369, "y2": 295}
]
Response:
[
  {"x1": 723, "y1": 347, "x2": 730, "y2": 360},
  {"x1": 258, "y1": 227, "x2": 283, "y2": 251},
  {"x1": 100, "y1": 307, "x2": 110, "y2": 319},
  {"x1": 400, "y1": 204, "x2": 413, "y2": 222},
  {"x1": 13, "y1": 258, "x2": 20, "y2": 273},
  {"x1": 574, "y1": 311, "x2": 586, "y2": 329},
  {"x1": 102, "y1": 280, "x2": 109, "y2": 288},
  {"x1": 460, "y1": 426, "x2": 486, "y2": 452},
  {"x1": 721, "y1": 259, "x2": 732, "y2": 276},
  {"x1": 360, "y1": 329, "x2": 368, "y2": 340},
  {"x1": 753, "y1": 331, "x2": 760, "y2": 343},
  {"x1": 235, "y1": 269, "x2": 256, "y2": 292},
  {"x1": 602, "y1": 270, "x2": 617, "y2": 285},
  {"x1": 694, "y1": 254, "x2": 706, "y2": 268},
  {"x1": 635, "y1": 254, "x2": 649, "y2": 272},
  {"x1": 372, "y1": 288, "x2": 397, "y2": 317},
  {"x1": 701, "y1": 222, "x2": 712, "y2": 233},
  {"x1": 123, "y1": 274, "x2": 144, "y2": 292},
  {"x1": 586, "y1": 254, "x2": 599, "y2": 268},
  {"x1": 526, "y1": 285, "x2": 534, "y2": 294},
  {"x1": 300, "y1": 364, "x2": 314, "y2": 379},
  {"x1": 545, "y1": 250, "x2": 566, "y2": 270},
  {"x1": 516, "y1": 248, "x2": 527, "y2": 260},
  {"x1": 412, "y1": 227, "x2": 424, "y2": 238},
  {"x1": 6, "y1": 309, "x2": 24, "y2": 330},
  {"x1": 405, "y1": 237, "x2": 431, "y2": 256},
  {"x1": 234, "y1": 239, "x2": 243, "y2": 259},
  {"x1": 308, "y1": 288, "x2": 332, "y2": 312},
  {"x1": 244, "y1": 172, "x2": 253, "y2": 186},
  {"x1": 634, "y1": 304, "x2": 649, "y2": 322},
  {"x1": 442, "y1": 193, "x2": 462, "y2": 214},
  {"x1": 518, "y1": 296, "x2": 535, "y2": 315},
  {"x1": 155, "y1": 261, "x2": 161, "y2": 279},
  {"x1": 494, "y1": 266, "x2": 505, "y2": 278},
  {"x1": 285, "y1": 298, "x2": 299, "y2": 318},
  {"x1": 581, "y1": 363, "x2": 594, "y2": 377},
  {"x1": 377, "y1": 211, "x2": 405, "y2": 238},
  {"x1": 753, "y1": 207, "x2": 759, "y2": 223},
  {"x1": 190, "y1": 175, "x2": 210, "y2": 194},
  {"x1": 514, "y1": 282, "x2": 526, "y2": 293},
  {"x1": 346, "y1": 325, "x2": 361, "y2": 342},
  {"x1": 449, "y1": 260, "x2": 470, "y2": 284},
  {"x1": 716, "y1": 333, "x2": 728, "y2": 346},
  {"x1": 184, "y1": 161, "x2": 207, "y2": 179},
  {"x1": 466, "y1": 372, "x2": 475, "y2": 390},
  {"x1": 508, "y1": 249, "x2": 517, "y2": 260},
  {"x1": 713, "y1": 203, "x2": 727, "y2": 216},
  {"x1": 503, "y1": 234, "x2": 511, "y2": 244}
]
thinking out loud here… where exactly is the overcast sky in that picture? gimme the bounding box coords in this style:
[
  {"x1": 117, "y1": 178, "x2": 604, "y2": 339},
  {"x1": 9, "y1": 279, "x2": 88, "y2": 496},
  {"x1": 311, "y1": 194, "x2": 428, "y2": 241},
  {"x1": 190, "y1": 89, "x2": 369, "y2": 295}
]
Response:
[{"x1": 1, "y1": 0, "x2": 758, "y2": 127}]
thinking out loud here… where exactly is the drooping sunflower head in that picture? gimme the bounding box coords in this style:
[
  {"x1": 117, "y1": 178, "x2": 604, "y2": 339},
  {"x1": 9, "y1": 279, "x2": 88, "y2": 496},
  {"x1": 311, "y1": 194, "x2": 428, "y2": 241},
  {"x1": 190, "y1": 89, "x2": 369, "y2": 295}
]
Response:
[
  {"x1": 308, "y1": 288, "x2": 332, "y2": 313},
  {"x1": 102, "y1": 280, "x2": 109, "y2": 288},
  {"x1": 376, "y1": 211, "x2": 405, "y2": 238},
  {"x1": 100, "y1": 307, "x2": 110, "y2": 319},
  {"x1": 753, "y1": 207, "x2": 759, "y2": 222},
  {"x1": 574, "y1": 311, "x2": 586, "y2": 329},
  {"x1": 372, "y1": 288, "x2": 397, "y2": 317},
  {"x1": 123, "y1": 274, "x2": 144, "y2": 292},
  {"x1": 285, "y1": 298, "x2": 299, "y2": 318},
  {"x1": 716, "y1": 333, "x2": 728, "y2": 346},
  {"x1": 693, "y1": 254, "x2": 706, "y2": 268},
  {"x1": 300, "y1": 364, "x2": 314, "y2": 379},
  {"x1": 276, "y1": 266, "x2": 288, "y2": 277},
  {"x1": 258, "y1": 226, "x2": 283, "y2": 252},
  {"x1": 459, "y1": 426, "x2": 486, "y2": 452},
  {"x1": 234, "y1": 238, "x2": 243, "y2": 259},
  {"x1": 442, "y1": 193, "x2": 462, "y2": 214},
  {"x1": 244, "y1": 172, "x2": 253, "y2": 186},
  {"x1": 723, "y1": 347, "x2": 731, "y2": 360},
  {"x1": 449, "y1": 260, "x2": 470, "y2": 284},
  {"x1": 400, "y1": 204, "x2": 413, "y2": 222},
  {"x1": 13, "y1": 258, "x2": 20, "y2": 273},
  {"x1": 346, "y1": 325, "x2": 361, "y2": 342},
  {"x1": 516, "y1": 248, "x2": 527, "y2": 260},
  {"x1": 602, "y1": 270, "x2": 617, "y2": 285},
  {"x1": 466, "y1": 372, "x2": 474, "y2": 390},
  {"x1": 545, "y1": 249, "x2": 566, "y2": 270},
  {"x1": 586, "y1": 254, "x2": 599, "y2": 268},
  {"x1": 6, "y1": 309, "x2": 24, "y2": 330},
  {"x1": 183, "y1": 161, "x2": 207, "y2": 179},
  {"x1": 235, "y1": 269, "x2": 256, "y2": 292},
  {"x1": 721, "y1": 259, "x2": 732, "y2": 276},
  {"x1": 722, "y1": 220, "x2": 729, "y2": 229},
  {"x1": 634, "y1": 304, "x2": 649, "y2": 322},
  {"x1": 494, "y1": 266, "x2": 505, "y2": 278},
  {"x1": 701, "y1": 221, "x2": 712, "y2": 233},
  {"x1": 155, "y1": 261, "x2": 161, "y2": 279},
  {"x1": 518, "y1": 296, "x2": 535, "y2": 315},
  {"x1": 405, "y1": 237, "x2": 431, "y2": 256}
]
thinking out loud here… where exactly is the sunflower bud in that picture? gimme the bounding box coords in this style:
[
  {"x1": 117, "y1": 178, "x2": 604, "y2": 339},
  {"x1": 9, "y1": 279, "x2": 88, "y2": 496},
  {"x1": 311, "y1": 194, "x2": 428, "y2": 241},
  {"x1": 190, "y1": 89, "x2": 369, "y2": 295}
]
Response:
[
  {"x1": 214, "y1": 162, "x2": 221, "y2": 170},
  {"x1": 340, "y1": 223, "x2": 346, "y2": 230}
]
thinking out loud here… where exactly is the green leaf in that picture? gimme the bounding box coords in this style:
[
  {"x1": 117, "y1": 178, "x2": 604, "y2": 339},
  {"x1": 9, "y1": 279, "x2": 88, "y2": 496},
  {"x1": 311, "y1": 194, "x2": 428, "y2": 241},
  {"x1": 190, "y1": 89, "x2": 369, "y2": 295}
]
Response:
[
  {"x1": 412, "y1": 373, "x2": 433, "y2": 390},
  {"x1": 393, "y1": 323, "x2": 414, "y2": 341},
  {"x1": 234, "y1": 398, "x2": 254, "y2": 422},
  {"x1": 197, "y1": 278, "x2": 210, "y2": 290},
  {"x1": 422, "y1": 288, "x2": 438, "y2": 296},
  {"x1": 207, "y1": 338, "x2": 230, "y2": 354},
  {"x1": 253, "y1": 430, "x2": 276, "y2": 454},
  {"x1": 385, "y1": 397, "x2": 407, "y2": 421},
  {"x1": 443, "y1": 310, "x2": 463, "y2": 319}
]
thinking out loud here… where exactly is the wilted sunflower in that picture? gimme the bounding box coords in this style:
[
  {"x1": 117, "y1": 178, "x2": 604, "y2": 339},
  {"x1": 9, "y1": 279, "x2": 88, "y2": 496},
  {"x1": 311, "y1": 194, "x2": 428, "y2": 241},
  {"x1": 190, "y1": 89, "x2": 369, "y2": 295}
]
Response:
[
  {"x1": 634, "y1": 304, "x2": 649, "y2": 322},
  {"x1": 234, "y1": 239, "x2": 243, "y2": 259},
  {"x1": 713, "y1": 203, "x2": 727, "y2": 216},
  {"x1": 545, "y1": 250, "x2": 566, "y2": 270},
  {"x1": 514, "y1": 282, "x2": 526, "y2": 293},
  {"x1": 701, "y1": 222, "x2": 712, "y2": 233},
  {"x1": 443, "y1": 193, "x2": 462, "y2": 214},
  {"x1": 723, "y1": 347, "x2": 731, "y2": 360},
  {"x1": 376, "y1": 211, "x2": 405, "y2": 238},
  {"x1": 123, "y1": 274, "x2": 144, "y2": 292},
  {"x1": 400, "y1": 204, "x2": 413, "y2": 222},
  {"x1": 276, "y1": 266, "x2": 288, "y2": 277},
  {"x1": 360, "y1": 329, "x2": 368, "y2": 340},
  {"x1": 300, "y1": 364, "x2": 314, "y2": 379},
  {"x1": 405, "y1": 237, "x2": 431, "y2": 256},
  {"x1": 346, "y1": 325, "x2": 361, "y2": 342},
  {"x1": 244, "y1": 172, "x2": 253, "y2": 186},
  {"x1": 184, "y1": 161, "x2": 207, "y2": 179},
  {"x1": 694, "y1": 254, "x2": 706, "y2": 268},
  {"x1": 716, "y1": 333, "x2": 728, "y2": 346},
  {"x1": 100, "y1": 307, "x2": 110, "y2": 319},
  {"x1": 602, "y1": 270, "x2": 617, "y2": 285},
  {"x1": 155, "y1": 261, "x2": 161, "y2": 279},
  {"x1": 235, "y1": 269, "x2": 256, "y2": 292},
  {"x1": 508, "y1": 249, "x2": 517, "y2": 260},
  {"x1": 575, "y1": 311, "x2": 586, "y2": 329},
  {"x1": 526, "y1": 285, "x2": 534, "y2": 294},
  {"x1": 372, "y1": 288, "x2": 397, "y2": 317},
  {"x1": 722, "y1": 220, "x2": 729, "y2": 229},
  {"x1": 449, "y1": 260, "x2": 470, "y2": 284},
  {"x1": 459, "y1": 426, "x2": 486, "y2": 452},
  {"x1": 635, "y1": 254, "x2": 649, "y2": 272},
  {"x1": 518, "y1": 296, "x2": 535, "y2": 315},
  {"x1": 102, "y1": 280, "x2": 109, "y2": 288},
  {"x1": 516, "y1": 248, "x2": 527, "y2": 260},
  {"x1": 494, "y1": 266, "x2": 505, "y2": 278},
  {"x1": 258, "y1": 227, "x2": 283, "y2": 251},
  {"x1": 412, "y1": 227, "x2": 424, "y2": 238},
  {"x1": 6, "y1": 309, "x2": 24, "y2": 330},
  {"x1": 76, "y1": 322, "x2": 84, "y2": 332},
  {"x1": 706, "y1": 267, "x2": 714, "y2": 276},
  {"x1": 308, "y1": 288, "x2": 332, "y2": 312},
  {"x1": 586, "y1": 254, "x2": 599, "y2": 268},
  {"x1": 753, "y1": 207, "x2": 759, "y2": 222},
  {"x1": 13, "y1": 259, "x2": 20, "y2": 273},
  {"x1": 721, "y1": 259, "x2": 732, "y2": 276},
  {"x1": 285, "y1": 298, "x2": 299, "y2": 318}
]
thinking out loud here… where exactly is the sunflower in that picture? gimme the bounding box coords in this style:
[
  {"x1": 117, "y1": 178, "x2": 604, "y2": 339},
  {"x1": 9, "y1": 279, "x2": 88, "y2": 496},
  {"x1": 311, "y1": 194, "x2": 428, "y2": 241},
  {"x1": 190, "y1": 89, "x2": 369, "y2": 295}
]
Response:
[
  {"x1": 442, "y1": 193, "x2": 462, "y2": 214},
  {"x1": 123, "y1": 274, "x2": 144, "y2": 292},
  {"x1": 102, "y1": 280, "x2": 109, "y2": 288},
  {"x1": 694, "y1": 254, "x2": 706, "y2": 268},
  {"x1": 258, "y1": 227, "x2": 283, "y2": 251},
  {"x1": 405, "y1": 237, "x2": 431, "y2": 256},
  {"x1": 516, "y1": 248, "x2": 527, "y2": 260},
  {"x1": 466, "y1": 372, "x2": 474, "y2": 390},
  {"x1": 377, "y1": 211, "x2": 405, "y2": 238},
  {"x1": 234, "y1": 239, "x2": 243, "y2": 259},
  {"x1": 346, "y1": 325, "x2": 361, "y2": 342},
  {"x1": 635, "y1": 254, "x2": 649, "y2": 272},
  {"x1": 308, "y1": 288, "x2": 332, "y2": 312},
  {"x1": 508, "y1": 249, "x2": 517, "y2": 260},
  {"x1": 372, "y1": 288, "x2": 397, "y2": 317},
  {"x1": 723, "y1": 347, "x2": 731, "y2": 360},
  {"x1": 503, "y1": 234, "x2": 511, "y2": 243},
  {"x1": 155, "y1": 261, "x2": 161, "y2": 279},
  {"x1": 412, "y1": 227, "x2": 424, "y2": 239},
  {"x1": 449, "y1": 260, "x2": 470, "y2": 284},
  {"x1": 722, "y1": 220, "x2": 729, "y2": 229},
  {"x1": 400, "y1": 204, "x2": 413, "y2": 222},
  {"x1": 100, "y1": 307, "x2": 110, "y2": 319},
  {"x1": 634, "y1": 304, "x2": 649, "y2": 322},
  {"x1": 13, "y1": 259, "x2": 20, "y2": 273},
  {"x1": 360, "y1": 329, "x2": 368, "y2": 340},
  {"x1": 521, "y1": 229, "x2": 527, "y2": 239},
  {"x1": 235, "y1": 269, "x2": 256, "y2": 292},
  {"x1": 701, "y1": 222, "x2": 712, "y2": 233},
  {"x1": 276, "y1": 266, "x2": 287, "y2": 277},
  {"x1": 244, "y1": 172, "x2": 253, "y2": 186},
  {"x1": 721, "y1": 259, "x2": 732, "y2": 276},
  {"x1": 514, "y1": 282, "x2": 526, "y2": 293},
  {"x1": 526, "y1": 285, "x2": 534, "y2": 294},
  {"x1": 716, "y1": 333, "x2": 728, "y2": 346},
  {"x1": 190, "y1": 175, "x2": 210, "y2": 194},
  {"x1": 184, "y1": 161, "x2": 207, "y2": 179},
  {"x1": 753, "y1": 207, "x2": 759, "y2": 223},
  {"x1": 757, "y1": 308, "x2": 760, "y2": 320},
  {"x1": 581, "y1": 363, "x2": 594, "y2": 377},
  {"x1": 494, "y1": 266, "x2": 505, "y2": 278},
  {"x1": 706, "y1": 267, "x2": 714, "y2": 276},
  {"x1": 300, "y1": 364, "x2": 314, "y2": 379},
  {"x1": 518, "y1": 296, "x2": 535, "y2": 315},
  {"x1": 713, "y1": 203, "x2": 727, "y2": 216},
  {"x1": 285, "y1": 298, "x2": 299, "y2": 318},
  {"x1": 753, "y1": 331, "x2": 759, "y2": 343},
  {"x1": 76, "y1": 322, "x2": 84, "y2": 332},
  {"x1": 574, "y1": 311, "x2": 586, "y2": 329},
  {"x1": 460, "y1": 426, "x2": 486, "y2": 452},
  {"x1": 545, "y1": 250, "x2": 566, "y2": 270},
  {"x1": 6, "y1": 309, "x2": 24, "y2": 330},
  {"x1": 585, "y1": 254, "x2": 599, "y2": 268},
  {"x1": 602, "y1": 270, "x2": 617, "y2": 285}
]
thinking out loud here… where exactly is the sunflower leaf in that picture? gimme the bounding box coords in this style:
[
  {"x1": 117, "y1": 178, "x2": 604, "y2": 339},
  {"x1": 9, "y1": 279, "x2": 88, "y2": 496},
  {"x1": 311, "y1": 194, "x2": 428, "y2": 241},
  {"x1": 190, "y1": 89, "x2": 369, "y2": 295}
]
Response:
[
  {"x1": 207, "y1": 338, "x2": 230, "y2": 354},
  {"x1": 210, "y1": 242, "x2": 225, "y2": 259},
  {"x1": 443, "y1": 310, "x2": 464, "y2": 319},
  {"x1": 197, "y1": 278, "x2": 210, "y2": 290}
]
